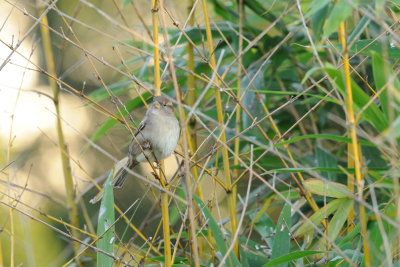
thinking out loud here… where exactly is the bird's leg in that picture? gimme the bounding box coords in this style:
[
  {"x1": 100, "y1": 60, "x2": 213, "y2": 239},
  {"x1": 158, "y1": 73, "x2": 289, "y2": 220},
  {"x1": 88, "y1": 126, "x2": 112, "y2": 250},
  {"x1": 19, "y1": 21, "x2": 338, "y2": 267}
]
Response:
[{"x1": 155, "y1": 161, "x2": 162, "y2": 169}]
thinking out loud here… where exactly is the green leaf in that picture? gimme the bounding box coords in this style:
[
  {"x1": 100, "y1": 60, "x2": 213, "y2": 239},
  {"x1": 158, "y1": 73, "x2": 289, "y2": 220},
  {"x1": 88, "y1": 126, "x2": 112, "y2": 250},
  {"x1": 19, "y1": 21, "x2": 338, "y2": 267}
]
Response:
[
  {"x1": 88, "y1": 80, "x2": 132, "y2": 103},
  {"x1": 375, "y1": 0, "x2": 385, "y2": 16},
  {"x1": 244, "y1": 0, "x2": 288, "y2": 33},
  {"x1": 252, "y1": 212, "x2": 275, "y2": 248},
  {"x1": 263, "y1": 250, "x2": 326, "y2": 267},
  {"x1": 209, "y1": 0, "x2": 238, "y2": 21},
  {"x1": 316, "y1": 199, "x2": 352, "y2": 250},
  {"x1": 348, "y1": 16, "x2": 370, "y2": 44},
  {"x1": 150, "y1": 256, "x2": 189, "y2": 265},
  {"x1": 338, "y1": 223, "x2": 361, "y2": 247},
  {"x1": 122, "y1": 0, "x2": 133, "y2": 7},
  {"x1": 169, "y1": 24, "x2": 237, "y2": 45},
  {"x1": 274, "y1": 134, "x2": 375, "y2": 147},
  {"x1": 316, "y1": 146, "x2": 337, "y2": 180},
  {"x1": 372, "y1": 52, "x2": 400, "y2": 121},
  {"x1": 303, "y1": 179, "x2": 350, "y2": 198},
  {"x1": 324, "y1": 0, "x2": 359, "y2": 38},
  {"x1": 89, "y1": 92, "x2": 152, "y2": 143},
  {"x1": 295, "y1": 198, "x2": 347, "y2": 236},
  {"x1": 386, "y1": 116, "x2": 400, "y2": 140},
  {"x1": 372, "y1": 53, "x2": 390, "y2": 118},
  {"x1": 240, "y1": 247, "x2": 268, "y2": 267},
  {"x1": 326, "y1": 199, "x2": 352, "y2": 241},
  {"x1": 242, "y1": 68, "x2": 266, "y2": 129},
  {"x1": 249, "y1": 90, "x2": 340, "y2": 104},
  {"x1": 362, "y1": 146, "x2": 387, "y2": 168},
  {"x1": 347, "y1": 39, "x2": 400, "y2": 58},
  {"x1": 169, "y1": 186, "x2": 187, "y2": 225},
  {"x1": 271, "y1": 203, "x2": 291, "y2": 267},
  {"x1": 263, "y1": 167, "x2": 387, "y2": 175},
  {"x1": 90, "y1": 119, "x2": 119, "y2": 144},
  {"x1": 301, "y1": 67, "x2": 321, "y2": 85},
  {"x1": 324, "y1": 66, "x2": 388, "y2": 132},
  {"x1": 304, "y1": 0, "x2": 330, "y2": 18},
  {"x1": 310, "y1": 2, "x2": 331, "y2": 41},
  {"x1": 193, "y1": 195, "x2": 240, "y2": 267},
  {"x1": 97, "y1": 171, "x2": 115, "y2": 267},
  {"x1": 272, "y1": 190, "x2": 301, "y2": 203}
]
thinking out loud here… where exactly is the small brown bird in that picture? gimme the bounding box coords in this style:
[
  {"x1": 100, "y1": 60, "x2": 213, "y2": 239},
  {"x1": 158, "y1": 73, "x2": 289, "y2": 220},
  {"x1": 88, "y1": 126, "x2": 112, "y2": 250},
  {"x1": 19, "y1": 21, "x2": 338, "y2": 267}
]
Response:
[{"x1": 111, "y1": 96, "x2": 180, "y2": 188}]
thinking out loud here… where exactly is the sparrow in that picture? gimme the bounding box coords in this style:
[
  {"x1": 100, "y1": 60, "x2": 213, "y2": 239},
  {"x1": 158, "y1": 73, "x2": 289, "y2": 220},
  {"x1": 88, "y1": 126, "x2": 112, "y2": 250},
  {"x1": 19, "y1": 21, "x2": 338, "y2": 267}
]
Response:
[{"x1": 111, "y1": 96, "x2": 180, "y2": 188}]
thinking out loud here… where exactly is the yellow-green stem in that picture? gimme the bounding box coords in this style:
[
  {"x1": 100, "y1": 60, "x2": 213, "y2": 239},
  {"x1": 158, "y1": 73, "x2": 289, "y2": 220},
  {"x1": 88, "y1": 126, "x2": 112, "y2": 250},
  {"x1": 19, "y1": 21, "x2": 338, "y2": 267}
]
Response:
[
  {"x1": 158, "y1": 0, "x2": 200, "y2": 263},
  {"x1": 255, "y1": 93, "x2": 325, "y2": 226},
  {"x1": 347, "y1": 143, "x2": 355, "y2": 232},
  {"x1": 233, "y1": 0, "x2": 243, "y2": 217},
  {"x1": 337, "y1": 15, "x2": 370, "y2": 267},
  {"x1": 161, "y1": 192, "x2": 172, "y2": 266},
  {"x1": 0, "y1": 236, "x2": 4, "y2": 266},
  {"x1": 8, "y1": 208, "x2": 14, "y2": 267},
  {"x1": 201, "y1": 0, "x2": 238, "y2": 257},
  {"x1": 152, "y1": 1, "x2": 171, "y2": 265},
  {"x1": 152, "y1": 0, "x2": 161, "y2": 94},
  {"x1": 185, "y1": 0, "x2": 205, "y2": 260},
  {"x1": 186, "y1": 0, "x2": 203, "y2": 200},
  {"x1": 38, "y1": 5, "x2": 81, "y2": 262}
]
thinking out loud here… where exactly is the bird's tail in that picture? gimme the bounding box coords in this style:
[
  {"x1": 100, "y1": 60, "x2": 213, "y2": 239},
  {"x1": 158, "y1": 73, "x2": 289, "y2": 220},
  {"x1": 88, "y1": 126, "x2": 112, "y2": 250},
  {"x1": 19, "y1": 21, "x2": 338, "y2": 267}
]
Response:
[
  {"x1": 112, "y1": 158, "x2": 137, "y2": 188},
  {"x1": 111, "y1": 167, "x2": 128, "y2": 188},
  {"x1": 90, "y1": 168, "x2": 127, "y2": 203}
]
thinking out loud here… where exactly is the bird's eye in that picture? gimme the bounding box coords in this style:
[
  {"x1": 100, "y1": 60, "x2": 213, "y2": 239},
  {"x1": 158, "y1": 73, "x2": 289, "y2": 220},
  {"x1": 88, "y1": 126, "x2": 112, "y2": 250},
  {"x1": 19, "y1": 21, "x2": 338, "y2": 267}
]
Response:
[{"x1": 163, "y1": 103, "x2": 167, "y2": 107}]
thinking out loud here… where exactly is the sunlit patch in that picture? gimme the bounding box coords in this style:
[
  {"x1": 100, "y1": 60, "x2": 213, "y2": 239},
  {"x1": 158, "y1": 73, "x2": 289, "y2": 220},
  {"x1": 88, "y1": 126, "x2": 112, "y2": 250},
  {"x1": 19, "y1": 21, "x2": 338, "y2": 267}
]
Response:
[{"x1": 0, "y1": 86, "x2": 90, "y2": 149}]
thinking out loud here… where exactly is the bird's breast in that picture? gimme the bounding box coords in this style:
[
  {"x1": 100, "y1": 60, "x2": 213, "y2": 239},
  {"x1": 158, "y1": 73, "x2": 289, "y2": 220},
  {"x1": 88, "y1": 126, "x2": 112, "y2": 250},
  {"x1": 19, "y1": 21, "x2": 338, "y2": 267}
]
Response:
[{"x1": 149, "y1": 115, "x2": 180, "y2": 160}]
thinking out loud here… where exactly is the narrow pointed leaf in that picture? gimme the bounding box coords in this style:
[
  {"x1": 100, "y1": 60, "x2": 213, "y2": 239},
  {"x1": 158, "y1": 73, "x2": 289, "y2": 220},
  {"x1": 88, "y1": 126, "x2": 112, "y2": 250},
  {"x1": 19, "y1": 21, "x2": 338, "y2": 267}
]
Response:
[
  {"x1": 193, "y1": 195, "x2": 240, "y2": 266},
  {"x1": 97, "y1": 171, "x2": 115, "y2": 267},
  {"x1": 324, "y1": 66, "x2": 388, "y2": 132},
  {"x1": 295, "y1": 198, "x2": 347, "y2": 237},
  {"x1": 271, "y1": 203, "x2": 291, "y2": 267},
  {"x1": 303, "y1": 179, "x2": 350, "y2": 198},
  {"x1": 263, "y1": 250, "x2": 326, "y2": 267}
]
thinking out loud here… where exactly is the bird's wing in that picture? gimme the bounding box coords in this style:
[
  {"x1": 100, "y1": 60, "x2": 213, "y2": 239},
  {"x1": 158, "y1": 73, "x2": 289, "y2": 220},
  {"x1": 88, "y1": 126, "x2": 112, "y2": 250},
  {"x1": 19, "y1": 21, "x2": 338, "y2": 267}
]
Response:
[
  {"x1": 128, "y1": 120, "x2": 148, "y2": 161},
  {"x1": 134, "y1": 119, "x2": 146, "y2": 137}
]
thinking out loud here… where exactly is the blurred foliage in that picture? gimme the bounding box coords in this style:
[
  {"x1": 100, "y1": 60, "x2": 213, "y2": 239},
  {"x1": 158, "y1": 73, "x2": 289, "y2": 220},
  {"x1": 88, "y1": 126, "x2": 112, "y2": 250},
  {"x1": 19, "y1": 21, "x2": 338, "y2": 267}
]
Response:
[{"x1": 1, "y1": 0, "x2": 400, "y2": 266}]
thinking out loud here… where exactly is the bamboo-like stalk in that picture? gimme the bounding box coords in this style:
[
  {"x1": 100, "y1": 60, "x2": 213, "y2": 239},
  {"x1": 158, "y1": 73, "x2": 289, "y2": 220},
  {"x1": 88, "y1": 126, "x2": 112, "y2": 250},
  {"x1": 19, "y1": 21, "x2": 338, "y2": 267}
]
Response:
[
  {"x1": 201, "y1": 0, "x2": 239, "y2": 258},
  {"x1": 233, "y1": 0, "x2": 244, "y2": 223},
  {"x1": 186, "y1": 0, "x2": 200, "y2": 194},
  {"x1": 37, "y1": 3, "x2": 81, "y2": 263},
  {"x1": 157, "y1": 0, "x2": 200, "y2": 264},
  {"x1": 337, "y1": 13, "x2": 371, "y2": 267},
  {"x1": 185, "y1": 0, "x2": 205, "y2": 260},
  {"x1": 5, "y1": 37, "x2": 29, "y2": 267},
  {"x1": 347, "y1": 147, "x2": 355, "y2": 233},
  {"x1": 187, "y1": 18, "x2": 323, "y2": 223},
  {"x1": 257, "y1": 98, "x2": 325, "y2": 220},
  {"x1": 7, "y1": 152, "x2": 15, "y2": 267},
  {"x1": 152, "y1": 0, "x2": 171, "y2": 265},
  {"x1": 152, "y1": 0, "x2": 161, "y2": 93},
  {"x1": 209, "y1": 59, "x2": 325, "y2": 228},
  {"x1": 203, "y1": 22, "x2": 324, "y2": 223},
  {"x1": 161, "y1": 193, "x2": 171, "y2": 265},
  {"x1": 0, "y1": 236, "x2": 4, "y2": 266}
]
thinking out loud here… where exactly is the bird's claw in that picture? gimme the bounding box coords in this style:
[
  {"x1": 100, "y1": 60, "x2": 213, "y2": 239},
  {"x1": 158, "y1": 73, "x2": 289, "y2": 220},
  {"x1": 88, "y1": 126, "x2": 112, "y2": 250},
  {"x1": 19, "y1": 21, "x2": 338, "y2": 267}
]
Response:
[{"x1": 143, "y1": 141, "x2": 151, "y2": 149}]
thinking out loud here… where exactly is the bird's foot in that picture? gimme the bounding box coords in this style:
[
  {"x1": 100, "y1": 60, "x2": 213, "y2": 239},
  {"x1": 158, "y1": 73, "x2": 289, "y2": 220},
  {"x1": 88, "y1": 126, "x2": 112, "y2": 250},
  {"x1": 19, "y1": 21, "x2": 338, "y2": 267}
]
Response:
[{"x1": 143, "y1": 140, "x2": 151, "y2": 149}]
